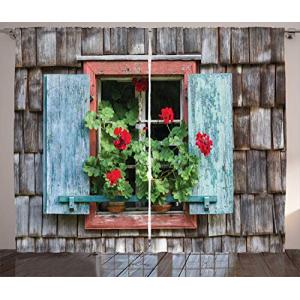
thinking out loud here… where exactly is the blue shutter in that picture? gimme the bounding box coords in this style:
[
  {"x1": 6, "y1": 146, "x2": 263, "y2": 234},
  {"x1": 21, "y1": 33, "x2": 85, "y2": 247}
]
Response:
[
  {"x1": 43, "y1": 75, "x2": 90, "y2": 214},
  {"x1": 188, "y1": 74, "x2": 233, "y2": 214}
]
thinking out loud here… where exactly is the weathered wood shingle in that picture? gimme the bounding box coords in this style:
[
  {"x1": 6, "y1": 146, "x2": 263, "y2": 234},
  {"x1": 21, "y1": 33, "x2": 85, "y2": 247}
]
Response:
[
  {"x1": 201, "y1": 28, "x2": 218, "y2": 64},
  {"x1": 65, "y1": 239, "x2": 75, "y2": 252},
  {"x1": 219, "y1": 27, "x2": 231, "y2": 64},
  {"x1": 37, "y1": 27, "x2": 56, "y2": 66},
  {"x1": 81, "y1": 27, "x2": 104, "y2": 55},
  {"x1": 167, "y1": 238, "x2": 184, "y2": 253},
  {"x1": 56, "y1": 27, "x2": 67, "y2": 65},
  {"x1": 110, "y1": 27, "x2": 128, "y2": 54},
  {"x1": 19, "y1": 153, "x2": 35, "y2": 195},
  {"x1": 134, "y1": 237, "x2": 145, "y2": 252},
  {"x1": 255, "y1": 194, "x2": 273, "y2": 234},
  {"x1": 227, "y1": 65, "x2": 242, "y2": 107},
  {"x1": 15, "y1": 196, "x2": 29, "y2": 237},
  {"x1": 28, "y1": 68, "x2": 42, "y2": 111},
  {"x1": 203, "y1": 237, "x2": 222, "y2": 253},
  {"x1": 105, "y1": 238, "x2": 116, "y2": 252},
  {"x1": 15, "y1": 69, "x2": 27, "y2": 110},
  {"x1": 176, "y1": 27, "x2": 184, "y2": 54},
  {"x1": 38, "y1": 114, "x2": 43, "y2": 152},
  {"x1": 208, "y1": 215, "x2": 226, "y2": 237},
  {"x1": 75, "y1": 238, "x2": 103, "y2": 253},
  {"x1": 231, "y1": 28, "x2": 249, "y2": 64},
  {"x1": 29, "y1": 196, "x2": 42, "y2": 236},
  {"x1": 127, "y1": 28, "x2": 145, "y2": 54},
  {"x1": 42, "y1": 214, "x2": 57, "y2": 237},
  {"x1": 250, "y1": 108, "x2": 271, "y2": 149},
  {"x1": 156, "y1": 28, "x2": 177, "y2": 54},
  {"x1": 58, "y1": 215, "x2": 78, "y2": 237},
  {"x1": 273, "y1": 194, "x2": 285, "y2": 234},
  {"x1": 183, "y1": 28, "x2": 202, "y2": 53},
  {"x1": 275, "y1": 64, "x2": 286, "y2": 105},
  {"x1": 24, "y1": 111, "x2": 39, "y2": 152},
  {"x1": 56, "y1": 28, "x2": 81, "y2": 66},
  {"x1": 48, "y1": 238, "x2": 66, "y2": 253},
  {"x1": 16, "y1": 237, "x2": 35, "y2": 252},
  {"x1": 14, "y1": 112, "x2": 24, "y2": 152},
  {"x1": 233, "y1": 151, "x2": 247, "y2": 193},
  {"x1": 267, "y1": 151, "x2": 282, "y2": 192},
  {"x1": 66, "y1": 28, "x2": 81, "y2": 66},
  {"x1": 247, "y1": 150, "x2": 267, "y2": 193},
  {"x1": 222, "y1": 236, "x2": 236, "y2": 252},
  {"x1": 241, "y1": 194, "x2": 255, "y2": 235},
  {"x1": 35, "y1": 237, "x2": 49, "y2": 252},
  {"x1": 271, "y1": 28, "x2": 285, "y2": 63},
  {"x1": 272, "y1": 108, "x2": 285, "y2": 149},
  {"x1": 236, "y1": 237, "x2": 247, "y2": 253},
  {"x1": 21, "y1": 28, "x2": 36, "y2": 67},
  {"x1": 34, "y1": 153, "x2": 42, "y2": 195},
  {"x1": 191, "y1": 238, "x2": 203, "y2": 252},
  {"x1": 226, "y1": 195, "x2": 241, "y2": 235},
  {"x1": 234, "y1": 108, "x2": 250, "y2": 149},
  {"x1": 247, "y1": 236, "x2": 269, "y2": 252},
  {"x1": 270, "y1": 235, "x2": 283, "y2": 253},
  {"x1": 103, "y1": 28, "x2": 111, "y2": 54},
  {"x1": 249, "y1": 27, "x2": 271, "y2": 64},
  {"x1": 242, "y1": 66, "x2": 260, "y2": 107},
  {"x1": 261, "y1": 64, "x2": 275, "y2": 107}
]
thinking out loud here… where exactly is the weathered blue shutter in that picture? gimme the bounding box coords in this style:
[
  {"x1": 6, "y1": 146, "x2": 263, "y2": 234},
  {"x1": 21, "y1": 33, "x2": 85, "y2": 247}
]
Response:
[
  {"x1": 43, "y1": 75, "x2": 90, "y2": 214},
  {"x1": 188, "y1": 74, "x2": 233, "y2": 214}
]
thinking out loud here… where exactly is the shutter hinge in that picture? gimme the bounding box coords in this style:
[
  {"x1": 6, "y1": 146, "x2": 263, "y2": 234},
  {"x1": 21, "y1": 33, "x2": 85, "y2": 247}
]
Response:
[
  {"x1": 69, "y1": 196, "x2": 76, "y2": 212},
  {"x1": 203, "y1": 196, "x2": 211, "y2": 211}
]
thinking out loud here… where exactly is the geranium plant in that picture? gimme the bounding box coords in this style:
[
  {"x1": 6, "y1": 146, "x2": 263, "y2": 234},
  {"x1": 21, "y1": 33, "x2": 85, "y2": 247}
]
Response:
[
  {"x1": 83, "y1": 79, "x2": 213, "y2": 209},
  {"x1": 83, "y1": 101, "x2": 135, "y2": 201},
  {"x1": 132, "y1": 108, "x2": 213, "y2": 205}
]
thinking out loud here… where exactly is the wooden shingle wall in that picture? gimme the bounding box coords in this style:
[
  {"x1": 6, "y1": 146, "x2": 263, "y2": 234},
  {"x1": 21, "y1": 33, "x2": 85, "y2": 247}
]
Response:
[{"x1": 14, "y1": 27, "x2": 286, "y2": 253}]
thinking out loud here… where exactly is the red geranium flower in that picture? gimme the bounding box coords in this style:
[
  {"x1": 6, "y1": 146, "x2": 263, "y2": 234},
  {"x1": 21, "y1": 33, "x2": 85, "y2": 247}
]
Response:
[
  {"x1": 159, "y1": 107, "x2": 174, "y2": 125},
  {"x1": 113, "y1": 127, "x2": 131, "y2": 150},
  {"x1": 132, "y1": 78, "x2": 148, "y2": 92},
  {"x1": 195, "y1": 132, "x2": 213, "y2": 157},
  {"x1": 106, "y1": 169, "x2": 122, "y2": 186}
]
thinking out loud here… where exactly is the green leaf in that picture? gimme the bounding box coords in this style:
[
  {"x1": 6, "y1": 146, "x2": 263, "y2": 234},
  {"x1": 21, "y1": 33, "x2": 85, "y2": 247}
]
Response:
[
  {"x1": 100, "y1": 106, "x2": 114, "y2": 123},
  {"x1": 124, "y1": 109, "x2": 138, "y2": 126},
  {"x1": 84, "y1": 111, "x2": 101, "y2": 129}
]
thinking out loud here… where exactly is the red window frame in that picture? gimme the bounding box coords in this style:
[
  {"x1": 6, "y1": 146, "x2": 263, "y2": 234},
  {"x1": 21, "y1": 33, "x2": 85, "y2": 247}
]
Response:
[{"x1": 83, "y1": 61, "x2": 198, "y2": 230}]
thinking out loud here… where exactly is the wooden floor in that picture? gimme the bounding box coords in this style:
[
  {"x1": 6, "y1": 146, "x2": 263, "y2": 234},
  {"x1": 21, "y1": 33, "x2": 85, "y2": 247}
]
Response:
[{"x1": 1, "y1": 250, "x2": 300, "y2": 276}]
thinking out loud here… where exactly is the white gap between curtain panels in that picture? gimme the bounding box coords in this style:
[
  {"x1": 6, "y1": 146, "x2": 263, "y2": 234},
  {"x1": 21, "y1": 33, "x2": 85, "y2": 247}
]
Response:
[{"x1": 147, "y1": 29, "x2": 152, "y2": 248}]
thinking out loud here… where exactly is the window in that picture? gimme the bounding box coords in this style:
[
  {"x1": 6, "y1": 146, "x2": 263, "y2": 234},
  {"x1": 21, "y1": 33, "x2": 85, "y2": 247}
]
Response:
[
  {"x1": 84, "y1": 61, "x2": 198, "y2": 229},
  {"x1": 97, "y1": 77, "x2": 185, "y2": 215}
]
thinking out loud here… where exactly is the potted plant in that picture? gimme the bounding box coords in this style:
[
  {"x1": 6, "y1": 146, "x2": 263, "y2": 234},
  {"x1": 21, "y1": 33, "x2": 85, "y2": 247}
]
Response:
[{"x1": 83, "y1": 102, "x2": 135, "y2": 213}]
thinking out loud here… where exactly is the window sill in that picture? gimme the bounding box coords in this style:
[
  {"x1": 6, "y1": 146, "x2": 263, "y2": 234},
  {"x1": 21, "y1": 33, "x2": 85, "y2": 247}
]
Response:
[{"x1": 85, "y1": 203, "x2": 197, "y2": 230}]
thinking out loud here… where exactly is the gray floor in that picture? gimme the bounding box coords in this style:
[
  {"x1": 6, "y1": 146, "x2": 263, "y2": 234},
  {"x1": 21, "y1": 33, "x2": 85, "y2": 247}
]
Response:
[{"x1": 1, "y1": 250, "x2": 300, "y2": 276}]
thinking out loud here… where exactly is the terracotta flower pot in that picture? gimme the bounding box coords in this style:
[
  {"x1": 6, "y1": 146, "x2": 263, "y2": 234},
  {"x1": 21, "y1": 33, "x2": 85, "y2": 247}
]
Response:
[
  {"x1": 152, "y1": 203, "x2": 172, "y2": 213},
  {"x1": 107, "y1": 201, "x2": 125, "y2": 213}
]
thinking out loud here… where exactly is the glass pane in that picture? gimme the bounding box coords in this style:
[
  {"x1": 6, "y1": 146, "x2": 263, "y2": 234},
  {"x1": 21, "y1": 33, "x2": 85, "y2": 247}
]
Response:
[
  {"x1": 146, "y1": 80, "x2": 181, "y2": 120},
  {"x1": 147, "y1": 123, "x2": 178, "y2": 140}
]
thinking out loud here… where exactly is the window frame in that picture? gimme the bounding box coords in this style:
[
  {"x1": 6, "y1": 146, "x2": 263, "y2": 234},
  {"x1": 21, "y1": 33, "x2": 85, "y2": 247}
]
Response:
[{"x1": 83, "y1": 61, "x2": 198, "y2": 230}]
